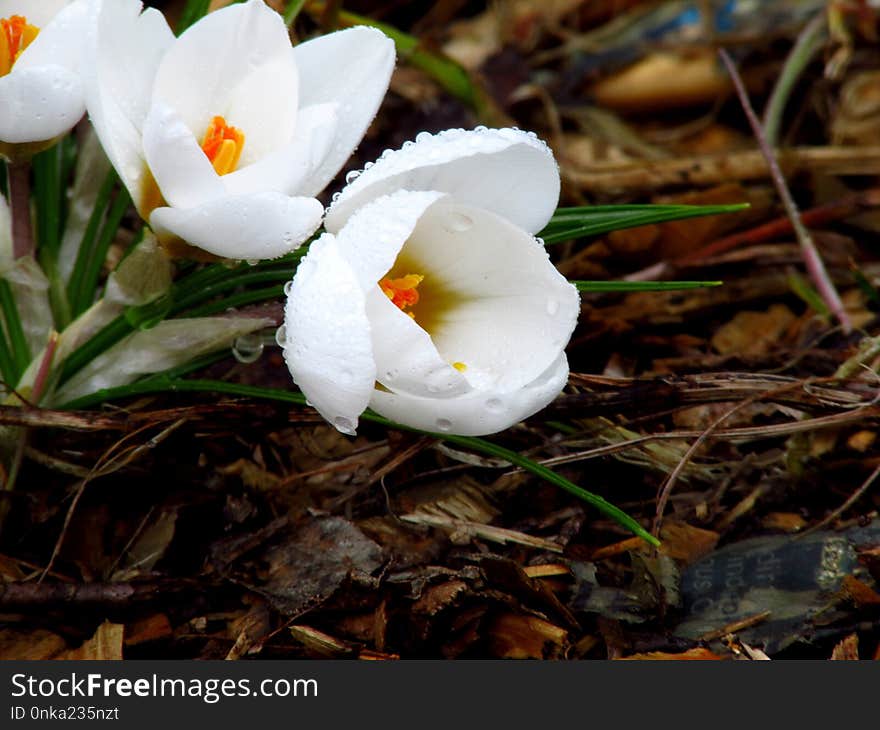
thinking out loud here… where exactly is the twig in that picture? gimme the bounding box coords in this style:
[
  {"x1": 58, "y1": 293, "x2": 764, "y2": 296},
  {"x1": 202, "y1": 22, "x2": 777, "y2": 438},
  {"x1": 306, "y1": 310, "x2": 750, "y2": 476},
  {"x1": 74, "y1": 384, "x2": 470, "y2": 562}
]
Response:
[
  {"x1": 651, "y1": 380, "x2": 804, "y2": 538},
  {"x1": 675, "y1": 189, "x2": 880, "y2": 264},
  {"x1": 40, "y1": 419, "x2": 187, "y2": 581},
  {"x1": 719, "y1": 49, "x2": 852, "y2": 333},
  {"x1": 562, "y1": 146, "x2": 880, "y2": 193},
  {"x1": 797, "y1": 463, "x2": 880, "y2": 538},
  {"x1": 0, "y1": 579, "x2": 208, "y2": 607}
]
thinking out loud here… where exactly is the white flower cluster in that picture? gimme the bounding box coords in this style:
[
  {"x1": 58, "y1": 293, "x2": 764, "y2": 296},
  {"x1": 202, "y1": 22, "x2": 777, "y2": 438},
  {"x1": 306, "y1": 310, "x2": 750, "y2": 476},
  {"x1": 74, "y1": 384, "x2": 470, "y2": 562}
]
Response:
[{"x1": 0, "y1": 0, "x2": 580, "y2": 437}]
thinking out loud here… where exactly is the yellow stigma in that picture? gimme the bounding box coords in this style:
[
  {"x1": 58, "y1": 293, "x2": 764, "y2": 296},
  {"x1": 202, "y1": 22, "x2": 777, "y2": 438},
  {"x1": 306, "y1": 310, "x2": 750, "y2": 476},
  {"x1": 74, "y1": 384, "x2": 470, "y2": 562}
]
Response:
[
  {"x1": 380, "y1": 273, "x2": 424, "y2": 318},
  {"x1": 200, "y1": 116, "x2": 245, "y2": 175},
  {"x1": 452, "y1": 362, "x2": 467, "y2": 372},
  {"x1": 0, "y1": 15, "x2": 39, "y2": 77}
]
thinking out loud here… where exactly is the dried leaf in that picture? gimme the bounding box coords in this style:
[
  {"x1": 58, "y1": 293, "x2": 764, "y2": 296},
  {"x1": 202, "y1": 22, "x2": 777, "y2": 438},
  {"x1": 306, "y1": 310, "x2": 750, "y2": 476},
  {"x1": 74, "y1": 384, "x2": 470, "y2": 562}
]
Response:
[
  {"x1": 830, "y1": 633, "x2": 860, "y2": 660},
  {"x1": 56, "y1": 621, "x2": 124, "y2": 660},
  {"x1": 257, "y1": 517, "x2": 384, "y2": 616},
  {"x1": 488, "y1": 613, "x2": 568, "y2": 659},
  {"x1": 617, "y1": 647, "x2": 727, "y2": 660},
  {"x1": 711, "y1": 304, "x2": 797, "y2": 356},
  {"x1": 0, "y1": 628, "x2": 67, "y2": 660}
]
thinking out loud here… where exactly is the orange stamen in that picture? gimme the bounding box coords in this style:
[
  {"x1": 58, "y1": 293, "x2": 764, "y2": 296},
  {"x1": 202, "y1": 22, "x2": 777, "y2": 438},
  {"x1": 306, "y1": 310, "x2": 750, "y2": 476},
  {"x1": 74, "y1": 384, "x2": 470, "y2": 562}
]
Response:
[
  {"x1": 0, "y1": 15, "x2": 39, "y2": 77},
  {"x1": 380, "y1": 273, "x2": 424, "y2": 316},
  {"x1": 200, "y1": 116, "x2": 245, "y2": 175}
]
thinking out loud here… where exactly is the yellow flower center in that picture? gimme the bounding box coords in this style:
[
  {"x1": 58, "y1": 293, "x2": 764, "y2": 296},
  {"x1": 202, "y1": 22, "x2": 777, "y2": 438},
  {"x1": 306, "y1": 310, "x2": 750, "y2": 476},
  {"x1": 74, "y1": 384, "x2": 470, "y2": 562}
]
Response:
[
  {"x1": 380, "y1": 273, "x2": 423, "y2": 318},
  {"x1": 0, "y1": 15, "x2": 39, "y2": 77},
  {"x1": 200, "y1": 115, "x2": 245, "y2": 175}
]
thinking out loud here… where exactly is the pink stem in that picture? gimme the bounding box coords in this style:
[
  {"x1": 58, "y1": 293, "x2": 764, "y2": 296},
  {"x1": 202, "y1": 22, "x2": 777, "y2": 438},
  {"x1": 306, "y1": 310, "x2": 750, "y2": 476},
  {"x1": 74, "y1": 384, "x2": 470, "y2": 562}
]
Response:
[{"x1": 718, "y1": 49, "x2": 852, "y2": 334}]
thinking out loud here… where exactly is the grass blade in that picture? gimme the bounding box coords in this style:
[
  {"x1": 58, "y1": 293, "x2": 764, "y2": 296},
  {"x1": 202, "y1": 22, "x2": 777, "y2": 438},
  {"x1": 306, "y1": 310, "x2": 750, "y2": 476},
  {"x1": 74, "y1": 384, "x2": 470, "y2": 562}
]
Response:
[
  {"x1": 540, "y1": 203, "x2": 749, "y2": 244},
  {"x1": 0, "y1": 279, "x2": 29, "y2": 379},
  {"x1": 573, "y1": 280, "x2": 722, "y2": 293},
  {"x1": 65, "y1": 170, "x2": 117, "y2": 317},
  {"x1": 60, "y1": 377, "x2": 658, "y2": 545}
]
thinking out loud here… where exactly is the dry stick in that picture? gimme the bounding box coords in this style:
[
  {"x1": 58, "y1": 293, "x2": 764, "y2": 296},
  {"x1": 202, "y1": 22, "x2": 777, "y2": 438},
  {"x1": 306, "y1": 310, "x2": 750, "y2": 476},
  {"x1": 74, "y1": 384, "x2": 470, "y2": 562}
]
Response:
[
  {"x1": 7, "y1": 161, "x2": 33, "y2": 260},
  {"x1": 39, "y1": 419, "x2": 187, "y2": 581},
  {"x1": 675, "y1": 190, "x2": 880, "y2": 265},
  {"x1": 718, "y1": 49, "x2": 852, "y2": 334},
  {"x1": 796, "y1": 462, "x2": 880, "y2": 538},
  {"x1": 651, "y1": 379, "x2": 814, "y2": 538},
  {"x1": 562, "y1": 146, "x2": 880, "y2": 193}
]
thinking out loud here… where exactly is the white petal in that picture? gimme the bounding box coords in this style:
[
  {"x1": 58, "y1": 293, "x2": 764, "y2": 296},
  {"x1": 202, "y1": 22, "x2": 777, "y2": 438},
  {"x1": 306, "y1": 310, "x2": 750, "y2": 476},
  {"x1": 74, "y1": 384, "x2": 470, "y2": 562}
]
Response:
[
  {"x1": 0, "y1": 0, "x2": 68, "y2": 28},
  {"x1": 142, "y1": 101, "x2": 223, "y2": 208},
  {"x1": 222, "y1": 103, "x2": 337, "y2": 197},
  {"x1": 334, "y1": 189, "x2": 445, "y2": 290},
  {"x1": 369, "y1": 353, "x2": 570, "y2": 436},
  {"x1": 0, "y1": 65, "x2": 82, "y2": 143},
  {"x1": 149, "y1": 192, "x2": 322, "y2": 260},
  {"x1": 293, "y1": 26, "x2": 395, "y2": 196},
  {"x1": 282, "y1": 233, "x2": 375, "y2": 435},
  {"x1": 326, "y1": 127, "x2": 559, "y2": 234},
  {"x1": 366, "y1": 287, "x2": 470, "y2": 399},
  {"x1": 152, "y1": 0, "x2": 297, "y2": 152},
  {"x1": 14, "y1": 0, "x2": 88, "y2": 72},
  {"x1": 84, "y1": 0, "x2": 174, "y2": 215},
  {"x1": 224, "y1": 49, "x2": 299, "y2": 165},
  {"x1": 398, "y1": 200, "x2": 580, "y2": 391}
]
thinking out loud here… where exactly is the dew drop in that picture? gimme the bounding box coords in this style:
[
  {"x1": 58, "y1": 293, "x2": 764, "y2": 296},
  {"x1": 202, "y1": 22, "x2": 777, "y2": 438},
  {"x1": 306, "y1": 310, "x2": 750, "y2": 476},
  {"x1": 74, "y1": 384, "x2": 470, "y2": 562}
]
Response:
[
  {"x1": 345, "y1": 170, "x2": 361, "y2": 183},
  {"x1": 445, "y1": 212, "x2": 473, "y2": 234},
  {"x1": 283, "y1": 280, "x2": 294, "y2": 296},
  {"x1": 415, "y1": 131, "x2": 432, "y2": 143},
  {"x1": 546, "y1": 298, "x2": 559, "y2": 316},
  {"x1": 334, "y1": 416, "x2": 355, "y2": 434},
  {"x1": 274, "y1": 324, "x2": 287, "y2": 347},
  {"x1": 245, "y1": 259, "x2": 259, "y2": 267},
  {"x1": 435, "y1": 418, "x2": 452, "y2": 432},
  {"x1": 233, "y1": 333, "x2": 264, "y2": 364},
  {"x1": 486, "y1": 398, "x2": 503, "y2": 413}
]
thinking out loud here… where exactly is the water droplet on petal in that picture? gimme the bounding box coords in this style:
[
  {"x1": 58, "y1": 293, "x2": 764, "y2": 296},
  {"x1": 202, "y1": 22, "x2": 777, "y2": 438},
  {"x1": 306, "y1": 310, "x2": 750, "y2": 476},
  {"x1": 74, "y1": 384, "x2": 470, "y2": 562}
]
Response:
[
  {"x1": 283, "y1": 280, "x2": 294, "y2": 296},
  {"x1": 345, "y1": 170, "x2": 361, "y2": 183},
  {"x1": 445, "y1": 212, "x2": 473, "y2": 234},
  {"x1": 435, "y1": 418, "x2": 452, "y2": 432},
  {"x1": 274, "y1": 325, "x2": 287, "y2": 347},
  {"x1": 486, "y1": 398, "x2": 503, "y2": 413},
  {"x1": 334, "y1": 416, "x2": 356, "y2": 434},
  {"x1": 233, "y1": 333, "x2": 264, "y2": 363}
]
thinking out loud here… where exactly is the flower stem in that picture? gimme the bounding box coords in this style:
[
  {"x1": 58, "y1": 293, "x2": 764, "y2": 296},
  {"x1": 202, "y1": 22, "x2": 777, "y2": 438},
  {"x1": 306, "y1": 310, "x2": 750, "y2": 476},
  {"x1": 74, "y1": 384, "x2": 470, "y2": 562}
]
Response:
[
  {"x1": 719, "y1": 49, "x2": 852, "y2": 334},
  {"x1": 8, "y1": 161, "x2": 34, "y2": 260}
]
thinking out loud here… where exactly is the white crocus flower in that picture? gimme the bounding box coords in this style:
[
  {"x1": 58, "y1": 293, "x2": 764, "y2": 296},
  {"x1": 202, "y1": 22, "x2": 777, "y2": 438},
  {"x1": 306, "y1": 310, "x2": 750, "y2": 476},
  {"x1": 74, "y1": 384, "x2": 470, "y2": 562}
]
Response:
[
  {"x1": 281, "y1": 128, "x2": 580, "y2": 437},
  {"x1": 0, "y1": 0, "x2": 88, "y2": 154},
  {"x1": 84, "y1": 0, "x2": 395, "y2": 260}
]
